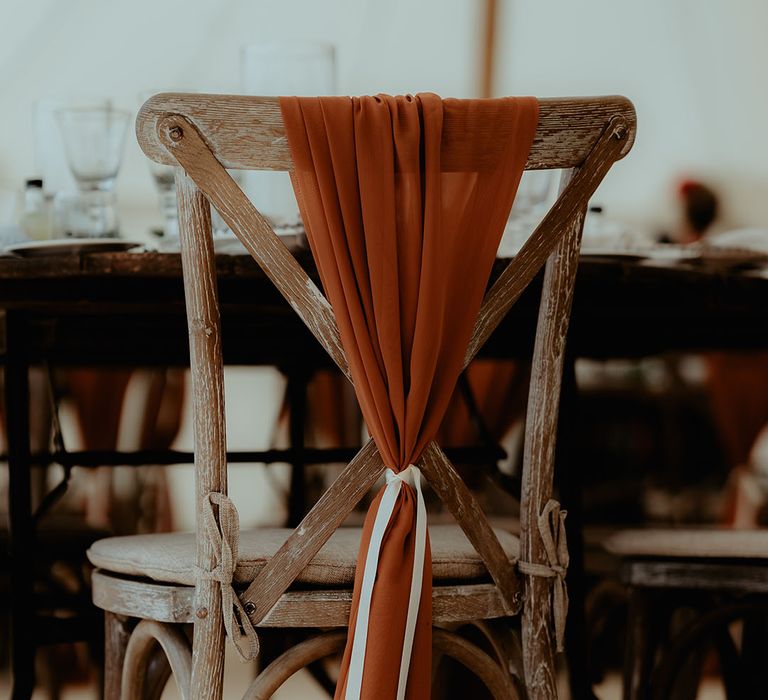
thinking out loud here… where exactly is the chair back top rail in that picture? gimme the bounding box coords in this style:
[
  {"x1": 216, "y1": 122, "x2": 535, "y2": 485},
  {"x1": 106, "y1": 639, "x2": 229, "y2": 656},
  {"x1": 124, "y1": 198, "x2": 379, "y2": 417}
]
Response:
[{"x1": 137, "y1": 93, "x2": 636, "y2": 172}]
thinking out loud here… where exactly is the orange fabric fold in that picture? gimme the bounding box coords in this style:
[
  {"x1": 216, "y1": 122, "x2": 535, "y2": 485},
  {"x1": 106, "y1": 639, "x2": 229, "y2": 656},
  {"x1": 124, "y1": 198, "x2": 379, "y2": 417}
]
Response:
[{"x1": 281, "y1": 93, "x2": 539, "y2": 699}]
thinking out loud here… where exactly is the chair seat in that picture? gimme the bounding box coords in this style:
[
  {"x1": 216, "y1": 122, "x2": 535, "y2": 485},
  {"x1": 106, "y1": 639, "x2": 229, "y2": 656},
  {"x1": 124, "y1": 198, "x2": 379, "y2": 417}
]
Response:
[
  {"x1": 604, "y1": 528, "x2": 768, "y2": 560},
  {"x1": 88, "y1": 524, "x2": 519, "y2": 587}
]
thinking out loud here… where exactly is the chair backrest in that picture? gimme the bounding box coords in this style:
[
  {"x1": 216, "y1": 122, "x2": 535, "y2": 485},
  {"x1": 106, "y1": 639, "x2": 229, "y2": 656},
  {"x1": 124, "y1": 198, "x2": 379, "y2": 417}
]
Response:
[{"x1": 136, "y1": 93, "x2": 635, "y2": 689}]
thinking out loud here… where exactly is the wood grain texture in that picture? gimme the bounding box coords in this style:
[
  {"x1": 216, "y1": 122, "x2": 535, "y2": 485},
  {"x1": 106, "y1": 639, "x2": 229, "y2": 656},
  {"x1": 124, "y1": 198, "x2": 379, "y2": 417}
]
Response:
[
  {"x1": 419, "y1": 442, "x2": 521, "y2": 615},
  {"x1": 161, "y1": 116, "x2": 349, "y2": 379},
  {"x1": 94, "y1": 572, "x2": 195, "y2": 623},
  {"x1": 144, "y1": 647, "x2": 175, "y2": 700},
  {"x1": 433, "y1": 628, "x2": 519, "y2": 700},
  {"x1": 519, "y1": 169, "x2": 587, "y2": 700},
  {"x1": 176, "y1": 170, "x2": 227, "y2": 700},
  {"x1": 104, "y1": 612, "x2": 132, "y2": 700},
  {"x1": 240, "y1": 438, "x2": 383, "y2": 622},
  {"x1": 465, "y1": 116, "x2": 630, "y2": 365},
  {"x1": 137, "y1": 94, "x2": 636, "y2": 172},
  {"x1": 624, "y1": 560, "x2": 768, "y2": 594},
  {"x1": 93, "y1": 572, "x2": 510, "y2": 627},
  {"x1": 121, "y1": 620, "x2": 192, "y2": 700},
  {"x1": 243, "y1": 631, "x2": 348, "y2": 700}
]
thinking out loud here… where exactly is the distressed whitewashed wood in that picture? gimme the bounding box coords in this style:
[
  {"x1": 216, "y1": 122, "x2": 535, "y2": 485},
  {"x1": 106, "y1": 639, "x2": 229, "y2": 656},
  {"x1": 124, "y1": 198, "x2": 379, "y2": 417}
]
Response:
[
  {"x1": 160, "y1": 117, "x2": 349, "y2": 379},
  {"x1": 137, "y1": 94, "x2": 636, "y2": 171},
  {"x1": 92, "y1": 572, "x2": 510, "y2": 627},
  {"x1": 121, "y1": 620, "x2": 192, "y2": 700},
  {"x1": 433, "y1": 628, "x2": 520, "y2": 700},
  {"x1": 104, "y1": 612, "x2": 132, "y2": 700},
  {"x1": 243, "y1": 631, "x2": 347, "y2": 700},
  {"x1": 94, "y1": 571, "x2": 196, "y2": 623},
  {"x1": 235, "y1": 626, "x2": 520, "y2": 700},
  {"x1": 144, "y1": 648, "x2": 175, "y2": 700},
  {"x1": 240, "y1": 438, "x2": 382, "y2": 622},
  {"x1": 624, "y1": 560, "x2": 768, "y2": 594},
  {"x1": 465, "y1": 116, "x2": 629, "y2": 364},
  {"x1": 419, "y1": 442, "x2": 521, "y2": 615},
  {"x1": 176, "y1": 170, "x2": 228, "y2": 700},
  {"x1": 606, "y1": 528, "x2": 768, "y2": 560},
  {"x1": 519, "y1": 168, "x2": 587, "y2": 700}
]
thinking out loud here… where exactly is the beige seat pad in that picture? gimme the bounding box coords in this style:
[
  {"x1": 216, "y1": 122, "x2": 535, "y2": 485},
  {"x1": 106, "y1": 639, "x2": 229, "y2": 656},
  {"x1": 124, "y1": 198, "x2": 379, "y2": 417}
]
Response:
[
  {"x1": 88, "y1": 524, "x2": 519, "y2": 587},
  {"x1": 605, "y1": 528, "x2": 768, "y2": 559}
]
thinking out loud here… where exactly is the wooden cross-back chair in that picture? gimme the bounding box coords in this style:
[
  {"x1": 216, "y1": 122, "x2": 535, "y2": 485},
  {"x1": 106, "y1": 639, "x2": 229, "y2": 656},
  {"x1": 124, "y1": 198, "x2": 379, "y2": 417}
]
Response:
[{"x1": 89, "y1": 93, "x2": 635, "y2": 700}]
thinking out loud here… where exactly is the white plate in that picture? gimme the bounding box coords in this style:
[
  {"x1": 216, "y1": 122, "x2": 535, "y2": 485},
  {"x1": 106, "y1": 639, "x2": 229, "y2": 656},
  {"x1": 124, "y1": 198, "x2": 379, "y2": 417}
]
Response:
[
  {"x1": 4, "y1": 238, "x2": 143, "y2": 258},
  {"x1": 708, "y1": 228, "x2": 768, "y2": 254},
  {"x1": 695, "y1": 245, "x2": 768, "y2": 269},
  {"x1": 644, "y1": 245, "x2": 701, "y2": 262},
  {"x1": 580, "y1": 247, "x2": 649, "y2": 261}
]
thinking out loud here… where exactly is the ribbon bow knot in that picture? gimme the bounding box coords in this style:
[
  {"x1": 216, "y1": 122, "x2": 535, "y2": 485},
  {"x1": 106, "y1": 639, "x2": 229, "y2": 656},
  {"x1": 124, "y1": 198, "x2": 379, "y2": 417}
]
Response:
[
  {"x1": 196, "y1": 491, "x2": 260, "y2": 661},
  {"x1": 518, "y1": 499, "x2": 569, "y2": 652},
  {"x1": 345, "y1": 465, "x2": 428, "y2": 700}
]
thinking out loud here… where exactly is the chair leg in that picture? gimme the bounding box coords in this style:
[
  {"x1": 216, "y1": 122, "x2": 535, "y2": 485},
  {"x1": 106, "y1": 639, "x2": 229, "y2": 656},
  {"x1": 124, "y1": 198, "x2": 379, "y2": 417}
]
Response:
[
  {"x1": 455, "y1": 620, "x2": 527, "y2": 699},
  {"x1": 623, "y1": 588, "x2": 653, "y2": 700},
  {"x1": 244, "y1": 631, "x2": 347, "y2": 700},
  {"x1": 189, "y1": 585, "x2": 226, "y2": 700},
  {"x1": 521, "y1": 577, "x2": 558, "y2": 700},
  {"x1": 144, "y1": 646, "x2": 174, "y2": 700},
  {"x1": 105, "y1": 613, "x2": 133, "y2": 700},
  {"x1": 433, "y1": 628, "x2": 521, "y2": 700},
  {"x1": 121, "y1": 620, "x2": 192, "y2": 700}
]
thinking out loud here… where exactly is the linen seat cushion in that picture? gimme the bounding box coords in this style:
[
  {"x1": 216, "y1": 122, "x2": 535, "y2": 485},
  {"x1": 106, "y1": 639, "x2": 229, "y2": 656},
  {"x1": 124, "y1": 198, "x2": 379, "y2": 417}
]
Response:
[
  {"x1": 604, "y1": 528, "x2": 768, "y2": 560},
  {"x1": 88, "y1": 524, "x2": 519, "y2": 587}
]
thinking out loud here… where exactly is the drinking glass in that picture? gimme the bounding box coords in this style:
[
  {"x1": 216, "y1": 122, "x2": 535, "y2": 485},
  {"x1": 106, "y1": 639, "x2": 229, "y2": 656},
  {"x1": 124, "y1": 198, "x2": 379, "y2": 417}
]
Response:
[
  {"x1": 56, "y1": 106, "x2": 130, "y2": 237},
  {"x1": 241, "y1": 41, "x2": 336, "y2": 232},
  {"x1": 139, "y1": 90, "x2": 189, "y2": 241},
  {"x1": 148, "y1": 160, "x2": 179, "y2": 240},
  {"x1": 35, "y1": 96, "x2": 113, "y2": 197},
  {"x1": 500, "y1": 170, "x2": 558, "y2": 255}
]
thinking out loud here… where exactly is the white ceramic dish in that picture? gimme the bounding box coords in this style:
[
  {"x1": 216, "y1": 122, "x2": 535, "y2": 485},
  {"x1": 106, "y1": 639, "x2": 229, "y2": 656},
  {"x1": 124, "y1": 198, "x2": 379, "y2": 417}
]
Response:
[
  {"x1": 4, "y1": 238, "x2": 143, "y2": 258},
  {"x1": 579, "y1": 247, "x2": 649, "y2": 261}
]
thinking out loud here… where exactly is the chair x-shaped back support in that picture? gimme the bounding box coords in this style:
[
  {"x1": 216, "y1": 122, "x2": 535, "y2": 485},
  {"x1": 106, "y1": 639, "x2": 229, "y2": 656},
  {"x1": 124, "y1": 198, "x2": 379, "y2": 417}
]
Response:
[{"x1": 137, "y1": 93, "x2": 636, "y2": 695}]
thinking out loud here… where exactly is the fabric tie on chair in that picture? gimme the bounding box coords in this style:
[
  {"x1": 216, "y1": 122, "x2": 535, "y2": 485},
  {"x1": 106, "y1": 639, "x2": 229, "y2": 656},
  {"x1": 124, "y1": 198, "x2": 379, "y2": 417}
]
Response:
[
  {"x1": 518, "y1": 499, "x2": 570, "y2": 651},
  {"x1": 347, "y1": 465, "x2": 427, "y2": 700},
  {"x1": 281, "y1": 93, "x2": 539, "y2": 699},
  {"x1": 197, "y1": 491, "x2": 260, "y2": 661}
]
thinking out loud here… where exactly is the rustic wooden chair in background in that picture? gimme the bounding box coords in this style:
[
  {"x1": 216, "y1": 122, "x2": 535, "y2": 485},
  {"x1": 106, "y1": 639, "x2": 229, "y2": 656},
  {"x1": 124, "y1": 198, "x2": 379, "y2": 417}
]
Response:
[
  {"x1": 606, "y1": 528, "x2": 768, "y2": 699},
  {"x1": 87, "y1": 92, "x2": 635, "y2": 699}
]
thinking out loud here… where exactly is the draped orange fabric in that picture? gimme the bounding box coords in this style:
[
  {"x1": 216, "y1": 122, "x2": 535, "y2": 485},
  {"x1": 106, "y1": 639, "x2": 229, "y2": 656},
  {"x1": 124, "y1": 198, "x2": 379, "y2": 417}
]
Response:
[{"x1": 280, "y1": 94, "x2": 539, "y2": 699}]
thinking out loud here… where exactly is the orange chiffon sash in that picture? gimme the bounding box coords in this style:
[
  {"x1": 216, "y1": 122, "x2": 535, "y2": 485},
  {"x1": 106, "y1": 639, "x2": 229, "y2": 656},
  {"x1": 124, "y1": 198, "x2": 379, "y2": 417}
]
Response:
[{"x1": 281, "y1": 93, "x2": 539, "y2": 699}]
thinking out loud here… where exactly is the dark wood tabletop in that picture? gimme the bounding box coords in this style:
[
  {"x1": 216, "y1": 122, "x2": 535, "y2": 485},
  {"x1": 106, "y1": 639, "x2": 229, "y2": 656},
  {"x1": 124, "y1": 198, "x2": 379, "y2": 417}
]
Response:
[{"x1": 1, "y1": 249, "x2": 767, "y2": 366}]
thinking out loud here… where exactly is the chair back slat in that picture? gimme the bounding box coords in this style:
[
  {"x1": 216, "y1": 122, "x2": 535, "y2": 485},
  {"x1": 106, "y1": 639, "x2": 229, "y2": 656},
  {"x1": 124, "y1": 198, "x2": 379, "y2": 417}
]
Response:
[
  {"x1": 465, "y1": 115, "x2": 629, "y2": 363},
  {"x1": 159, "y1": 115, "x2": 349, "y2": 378},
  {"x1": 137, "y1": 93, "x2": 635, "y2": 171}
]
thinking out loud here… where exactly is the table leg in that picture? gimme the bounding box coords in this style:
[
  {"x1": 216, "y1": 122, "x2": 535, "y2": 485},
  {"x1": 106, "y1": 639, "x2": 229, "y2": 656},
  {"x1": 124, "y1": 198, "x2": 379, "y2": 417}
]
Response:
[
  {"x1": 622, "y1": 587, "x2": 653, "y2": 700},
  {"x1": 286, "y1": 369, "x2": 309, "y2": 527},
  {"x1": 5, "y1": 311, "x2": 36, "y2": 699}
]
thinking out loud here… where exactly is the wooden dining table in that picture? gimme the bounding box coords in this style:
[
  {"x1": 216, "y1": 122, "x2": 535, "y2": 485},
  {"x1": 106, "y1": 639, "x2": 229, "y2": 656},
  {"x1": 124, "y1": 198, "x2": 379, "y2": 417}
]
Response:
[{"x1": 3, "y1": 246, "x2": 768, "y2": 699}]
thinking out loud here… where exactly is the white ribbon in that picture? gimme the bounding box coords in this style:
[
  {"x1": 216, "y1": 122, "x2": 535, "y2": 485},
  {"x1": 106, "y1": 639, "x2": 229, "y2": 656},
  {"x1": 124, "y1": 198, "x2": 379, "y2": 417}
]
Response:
[{"x1": 345, "y1": 465, "x2": 428, "y2": 700}]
